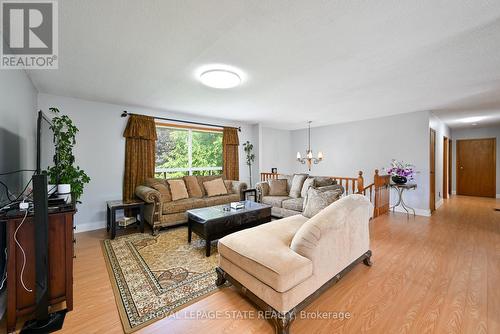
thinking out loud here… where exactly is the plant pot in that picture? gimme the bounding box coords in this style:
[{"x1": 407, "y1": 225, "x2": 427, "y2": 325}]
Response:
[
  {"x1": 57, "y1": 184, "x2": 71, "y2": 195},
  {"x1": 392, "y1": 175, "x2": 407, "y2": 184}
]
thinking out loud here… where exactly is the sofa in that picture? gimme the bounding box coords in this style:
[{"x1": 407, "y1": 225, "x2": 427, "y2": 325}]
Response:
[
  {"x1": 256, "y1": 174, "x2": 344, "y2": 217},
  {"x1": 216, "y1": 194, "x2": 373, "y2": 333},
  {"x1": 135, "y1": 175, "x2": 247, "y2": 234}
]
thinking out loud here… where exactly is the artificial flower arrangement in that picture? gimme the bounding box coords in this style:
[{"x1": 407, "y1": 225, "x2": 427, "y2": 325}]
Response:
[{"x1": 386, "y1": 159, "x2": 415, "y2": 183}]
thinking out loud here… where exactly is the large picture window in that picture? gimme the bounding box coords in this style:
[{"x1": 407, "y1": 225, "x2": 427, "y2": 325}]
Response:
[{"x1": 155, "y1": 124, "x2": 223, "y2": 178}]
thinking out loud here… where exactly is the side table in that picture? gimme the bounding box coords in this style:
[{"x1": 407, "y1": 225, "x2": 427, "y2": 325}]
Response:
[
  {"x1": 242, "y1": 188, "x2": 257, "y2": 202},
  {"x1": 106, "y1": 200, "x2": 145, "y2": 239},
  {"x1": 390, "y1": 183, "x2": 417, "y2": 218}
]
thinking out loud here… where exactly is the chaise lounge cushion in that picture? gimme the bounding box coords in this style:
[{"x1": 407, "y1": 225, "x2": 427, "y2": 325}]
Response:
[
  {"x1": 218, "y1": 215, "x2": 312, "y2": 293},
  {"x1": 261, "y1": 196, "x2": 290, "y2": 208},
  {"x1": 282, "y1": 197, "x2": 305, "y2": 211}
]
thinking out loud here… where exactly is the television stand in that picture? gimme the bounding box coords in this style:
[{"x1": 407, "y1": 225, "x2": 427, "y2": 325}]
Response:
[{"x1": 0, "y1": 208, "x2": 75, "y2": 333}]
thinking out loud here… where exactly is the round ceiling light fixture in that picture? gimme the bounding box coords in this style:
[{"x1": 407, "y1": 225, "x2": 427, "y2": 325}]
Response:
[
  {"x1": 460, "y1": 116, "x2": 485, "y2": 123},
  {"x1": 199, "y1": 69, "x2": 242, "y2": 89}
]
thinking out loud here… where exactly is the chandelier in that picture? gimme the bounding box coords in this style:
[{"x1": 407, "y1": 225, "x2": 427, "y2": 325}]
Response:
[{"x1": 296, "y1": 121, "x2": 323, "y2": 171}]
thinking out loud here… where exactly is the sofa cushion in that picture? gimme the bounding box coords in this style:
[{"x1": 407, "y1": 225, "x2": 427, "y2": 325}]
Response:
[
  {"x1": 289, "y1": 174, "x2": 308, "y2": 198},
  {"x1": 205, "y1": 193, "x2": 240, "y2": 206},
  {"x1": 204, "y1": 178, "x2": 228, "y2": 197},
  {"x1": 184, "y1": 175, "x2": 203, "y2": 198},
  {"x1": 167, "y1": 179, "x2": 189, "y2": 201},
  {"x1": 261, "y1": 196, "x2": 290, "y2": 208},
  {"x1": 313, "y1": 176, "x2": 334, "y2": 188},
  {"x1": 300, "y1": 177, "x2": 315, "y2": 198},
  {"x1": 224, "y1": 180, "x2": 234, "y2": 194},
  {"x1": 269, "y1": 179, "x2": 288, "y2": 196},
  {"x1": 218, "y1": 215, "x2": 312, "y2": 293},
  {"x1": 302, "y1": 187, "x2": 343, "y2": 218},
  {"x1": 162, "y1": 198, "x2": 206, "y2": 214},
  {"x1": 282, "y1": 197, "x2": 305, "y2": 212}
]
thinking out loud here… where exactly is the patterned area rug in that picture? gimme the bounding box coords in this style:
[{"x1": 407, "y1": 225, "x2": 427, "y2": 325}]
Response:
[{"x1": 102, "y1": 226, "x2": 221, "y2": 333}]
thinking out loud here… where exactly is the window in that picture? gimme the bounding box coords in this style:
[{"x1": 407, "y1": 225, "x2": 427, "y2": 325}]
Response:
[{"x1": 155, "y1": 124, "x2": 223, "y2": 179}]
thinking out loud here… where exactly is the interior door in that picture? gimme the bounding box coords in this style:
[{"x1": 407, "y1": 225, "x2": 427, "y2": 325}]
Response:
[
  {"x1": 430, "y1": 129, "x2": 436, "y2": 212},
  {"x1": 443, "y1": 137, "x2": 449, "y2": 199},
  {"x1": 456, "y1": 138, "x2": 496, "y2": 197},
  {"x1": 449, "y1": 139, "x2": 452, "y2": 195}
]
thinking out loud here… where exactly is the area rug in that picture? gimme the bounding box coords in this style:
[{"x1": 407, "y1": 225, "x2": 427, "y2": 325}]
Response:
[{"x1": 102, "y1": 226, "x2": 221, "y2": 333}]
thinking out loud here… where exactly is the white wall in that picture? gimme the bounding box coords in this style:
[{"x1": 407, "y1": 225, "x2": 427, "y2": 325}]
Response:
[
  {"x1": 289, "y1": 111, "x2": 431, "y2": 215},
  {"x1": 451, "y1": 125, "x2": 500, "y2": 197},
  {"x1": 429, "y1": 114, "x2": 451, "y2": 208},
  {"x1": 37, "y1": 93, "x2": 258, "y2": 232},
  {"x1": 258, "y1": 126, "x2": 294, "y2": 175},
  {"x1": 0, "y1": 70, "x2": 38, "y2": 201}
]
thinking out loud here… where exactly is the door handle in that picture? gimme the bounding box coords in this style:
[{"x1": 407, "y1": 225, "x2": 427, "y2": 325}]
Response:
[{"x1": 460, "y1": 166, "x2": 464, "y2": 170}]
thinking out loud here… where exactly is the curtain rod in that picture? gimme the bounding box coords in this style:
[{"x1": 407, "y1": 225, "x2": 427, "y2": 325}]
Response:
[{"x1": 121, "y1": 110, "x2": 241, "y2": 132}]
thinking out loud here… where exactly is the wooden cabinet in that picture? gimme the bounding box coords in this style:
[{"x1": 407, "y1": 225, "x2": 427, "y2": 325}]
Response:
[{"x1": 3, "y1": 209, "x2": 75, "y2": 332}]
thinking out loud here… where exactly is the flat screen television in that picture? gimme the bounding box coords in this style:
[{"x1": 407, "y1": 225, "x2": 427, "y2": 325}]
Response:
[{"x1": 23, "y1": 111, "x2": 66, "y2": 332}]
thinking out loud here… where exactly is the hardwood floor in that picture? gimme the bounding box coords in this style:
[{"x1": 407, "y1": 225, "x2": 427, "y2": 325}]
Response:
[{"x1": 17, "y1": 195, "x2": 500, "y2": 333}]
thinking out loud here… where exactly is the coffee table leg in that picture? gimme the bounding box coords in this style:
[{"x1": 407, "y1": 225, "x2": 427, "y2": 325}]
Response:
[
  {"x1": 187, "y1": 219, "x2": 192, "y2": 243},
  {"x1": 206, "y1": 239, "x2": 211, "y2": 257}
]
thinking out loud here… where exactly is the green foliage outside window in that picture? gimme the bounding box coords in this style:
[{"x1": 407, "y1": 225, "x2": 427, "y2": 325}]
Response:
[{"x1": 155, "y1": 126, "x2": 222, "y2": 178}]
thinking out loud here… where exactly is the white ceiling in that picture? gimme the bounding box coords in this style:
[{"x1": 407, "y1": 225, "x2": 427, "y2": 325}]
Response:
[{"x1": 27, "y1": 0, "x2": 500, "y2": 130}]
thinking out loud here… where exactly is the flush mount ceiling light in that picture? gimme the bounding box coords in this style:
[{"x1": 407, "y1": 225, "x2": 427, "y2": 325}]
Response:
[
  {"x1": 199, "y1": 69, "x2": 241, "y2": 89},
  {"x1": 460, "y1": 116, "x2": 485, "y2": 123}
]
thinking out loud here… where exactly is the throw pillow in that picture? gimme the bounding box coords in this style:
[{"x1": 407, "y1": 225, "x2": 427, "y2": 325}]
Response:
[
  {"x1": 183, "y1": 175, "x2": 203, "y2": 198},
  {"x1": 315, "y1": 184, "x2": 344, "y2": 193},
  {"x1": 167, "y1": 179, "x2": 189, "y2": 201},
  {"x1": 150, "y1": 182, "x2": 172, "y2": 202},
  {"x1": 224, "y1": 180, "x2": 234, "y2": 194},
  {"x1": 302, "y1": 187, "x2": 343, "y2": 218},
  {"x1": 313, "y1": 176, "x2": 334, "y2": 188},
  {"x1": 300, "y1": 177, "x2": 315, "y2": 198},
  {"x1": 197, "y1": 175, "x2": 221, "y2": 196},
  {"x1": 269, "y1": 179, "x2": 288, "y2": 196},
  {"x1": 289, "y1": 174, "x2": 308, "y2": 198},
  {"x1": 203, "y1": 178, "x2": 228, "y2": 197}
]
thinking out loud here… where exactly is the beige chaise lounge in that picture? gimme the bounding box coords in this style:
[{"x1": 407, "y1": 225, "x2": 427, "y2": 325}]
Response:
[{"x1": 216, "y1": 194, "x2": 373, "y2": 334}]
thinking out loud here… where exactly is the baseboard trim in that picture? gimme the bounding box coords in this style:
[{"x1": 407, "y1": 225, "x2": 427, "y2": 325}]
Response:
[
  {"x1": 497, "y1": 194, "x2": 500, "y2": 199},
  {"x1": 392, "y1": 206, "x2": 431, "y2": 217},
  {"x1": 75, "y1": 221, "x2": 105, "y2": 233},
  {"x1": 452, "y1": 191, "x2": 456, "y2": 195},
  {"x1": 436, "y1": 199, "x2": 444, "y2": 209}
]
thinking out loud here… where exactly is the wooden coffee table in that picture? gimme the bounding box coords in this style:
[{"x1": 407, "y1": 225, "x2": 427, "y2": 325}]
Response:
[{"x1": 187, "y1": 201, "x2": 272, "y2": 256}]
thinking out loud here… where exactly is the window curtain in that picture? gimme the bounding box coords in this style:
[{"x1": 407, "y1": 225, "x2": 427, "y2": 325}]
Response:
[
  {"x1": 222, "y1": 127, "x2": 239, "y2": 180},
  {"x1": 123, "y1": 115, "x2": 157, "y2": 202}
]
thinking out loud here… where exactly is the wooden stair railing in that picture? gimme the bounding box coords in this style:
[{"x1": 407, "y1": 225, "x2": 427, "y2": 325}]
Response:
[
  {"x1": 359, "y1": 169, "x2": 391, "y2": 218},
  {"x1": 259, "y1": 169, "x2": 390, "y2": 218},
  {"x1": 260, "y1": 171, "x2": 364, "y2": 195}
]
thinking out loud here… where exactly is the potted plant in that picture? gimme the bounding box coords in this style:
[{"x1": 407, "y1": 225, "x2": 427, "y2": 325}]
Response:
[
  {"x1": 386, "y1": 159, "x2": 415, "y2": 184},
  {"x1": 242, "y1": 141, "x2": 255, "y2": 187},
  {"x1": 47, "y1": 107, "x2": 90, "y2": 202}
]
